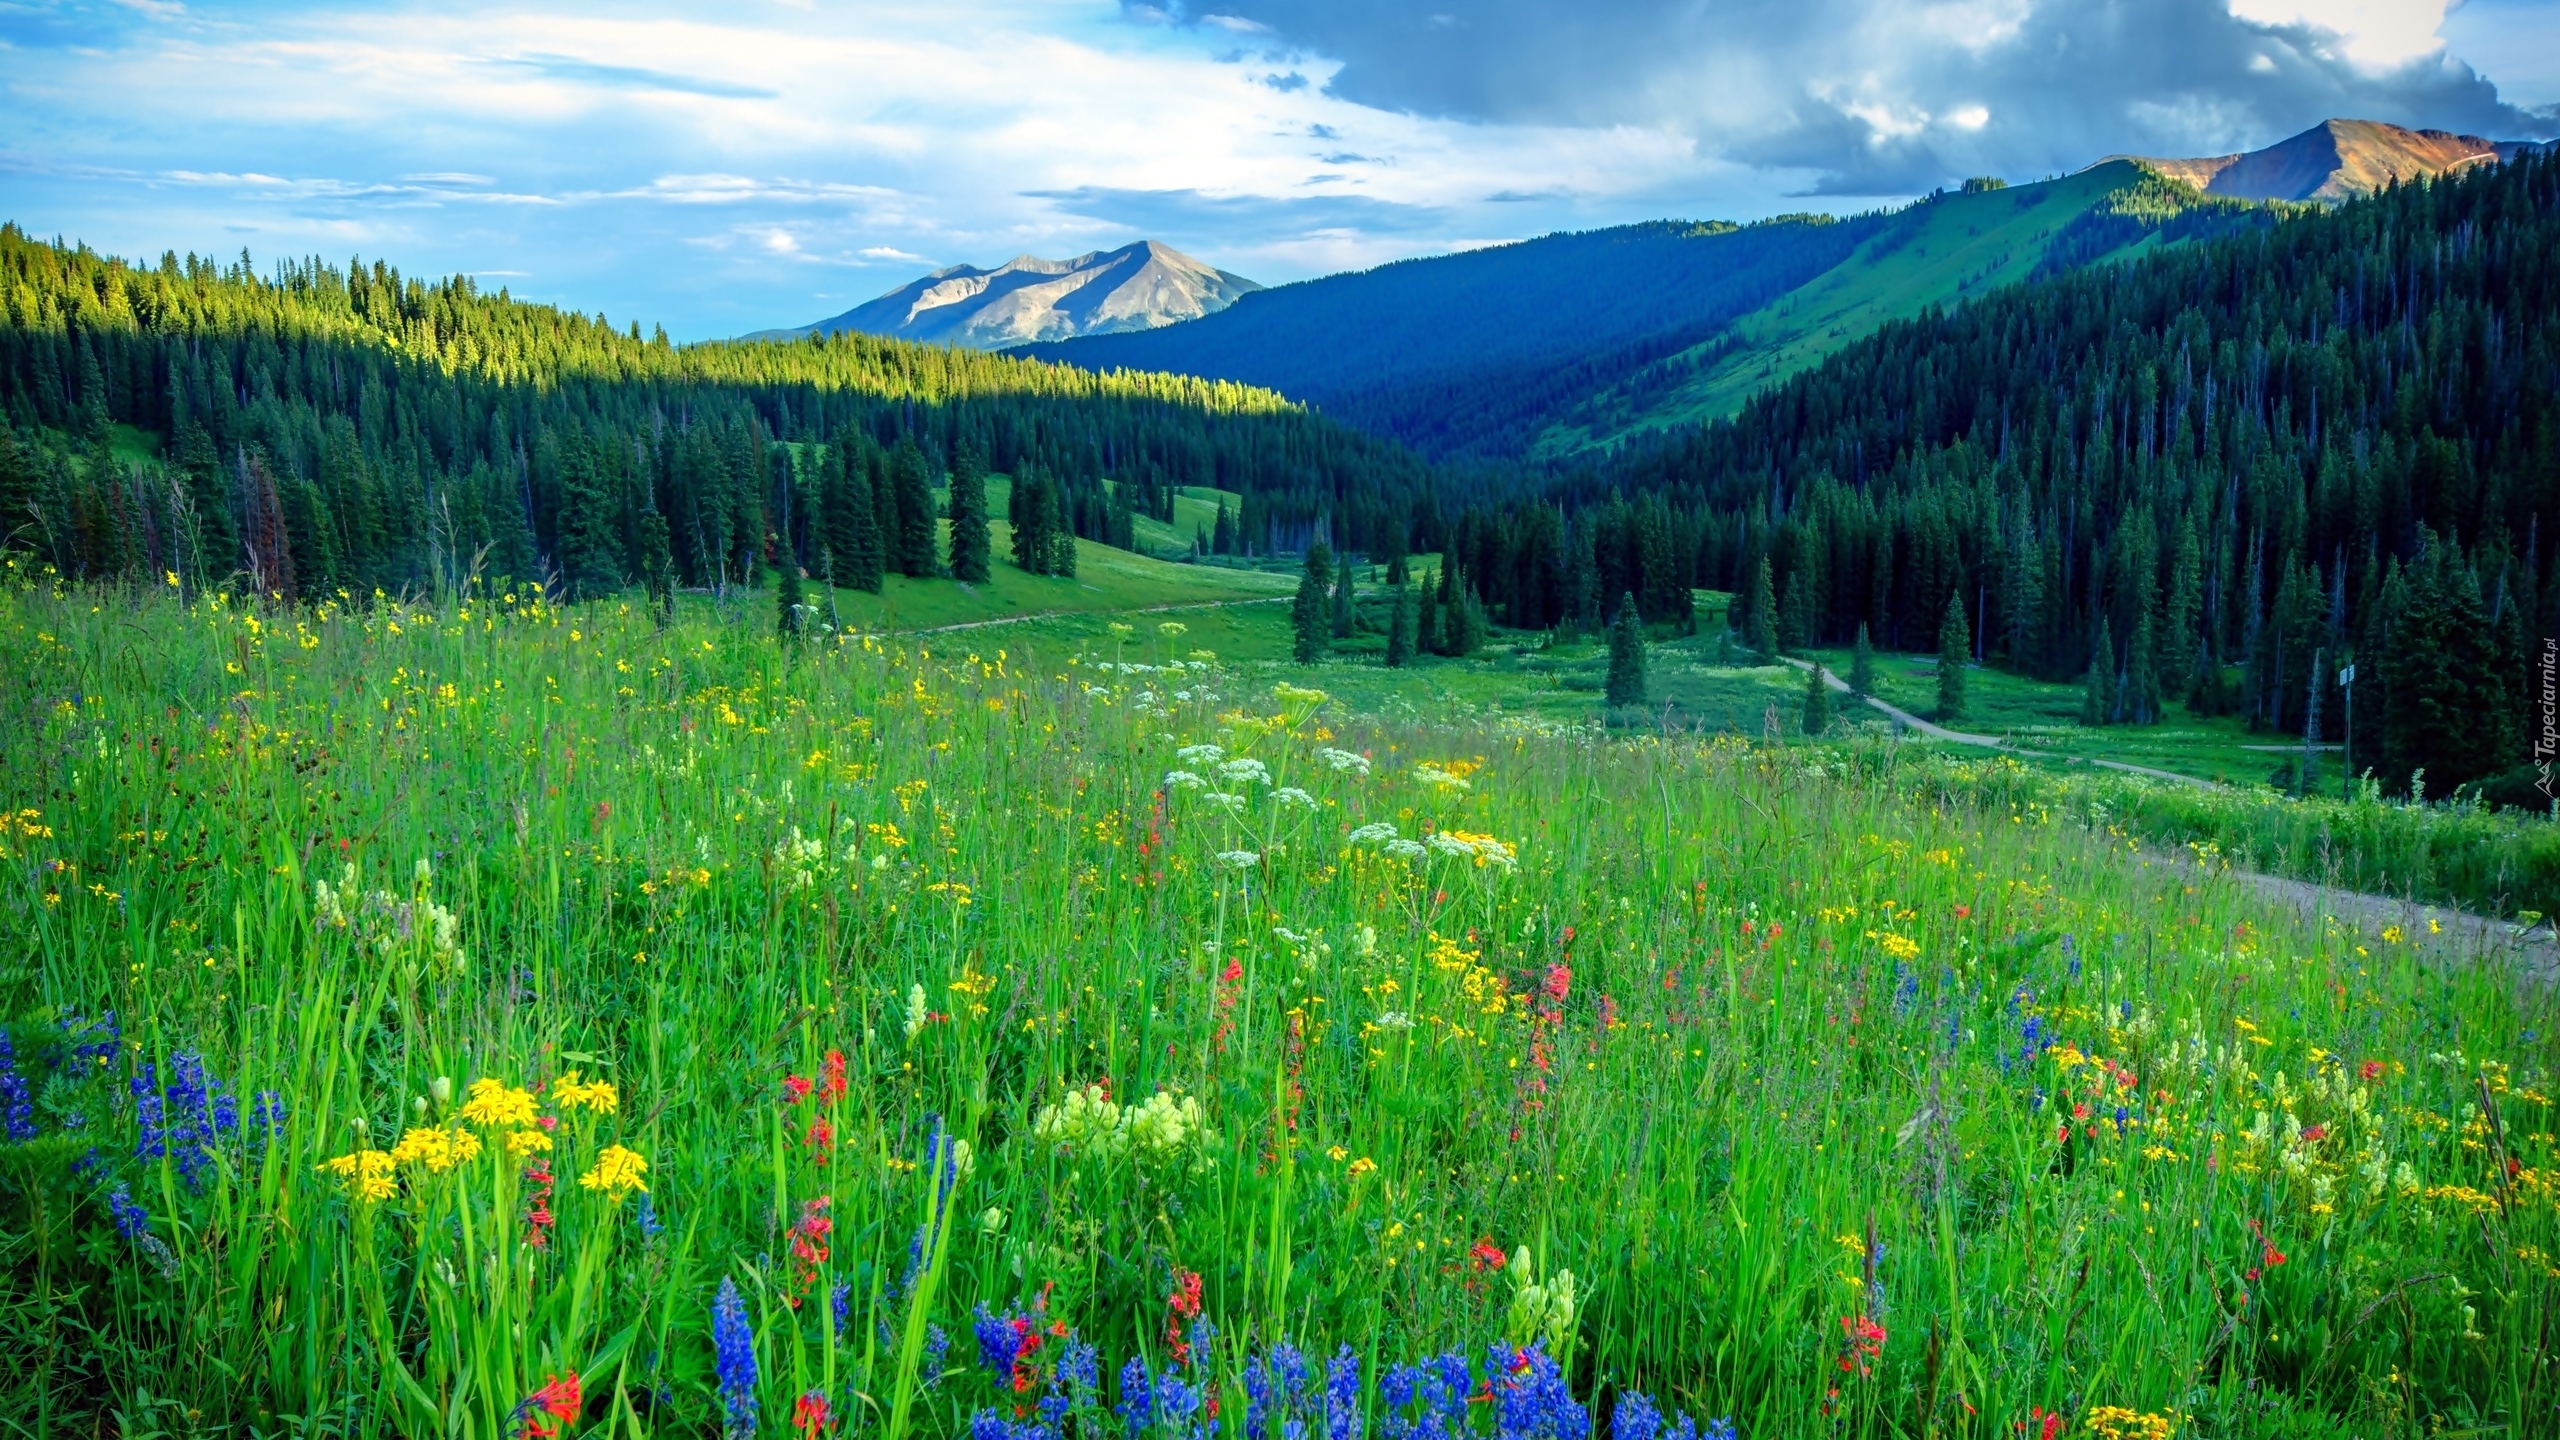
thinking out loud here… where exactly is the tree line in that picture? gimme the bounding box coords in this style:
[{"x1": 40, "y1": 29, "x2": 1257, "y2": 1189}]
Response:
[{"x1": 0, "y1": 227, "x2": 1444, "y2": 603}]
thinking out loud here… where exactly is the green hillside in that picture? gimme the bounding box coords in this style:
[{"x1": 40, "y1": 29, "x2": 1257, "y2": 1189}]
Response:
[{"x1": 1536, "y1": 163, "x2": 2252, "y2": 454}]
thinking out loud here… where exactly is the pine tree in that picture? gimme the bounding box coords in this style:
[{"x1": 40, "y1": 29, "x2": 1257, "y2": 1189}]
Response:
[
  {"x1": 2126, "y1": 612, "x2": 2161, "y2": 725},
  {"x1": 1293, "y1": 540, "x2": 1334, "y2": 663},
  {"x1": 1386, "y1": 583, "x2": 1416, "y2": 667},
  {"x1": 1416, "y1": 570, "x2": 1442, "y2": 656},
  {"x1": 889, "y1": 437, "x2": 936, "y2": 577},
  {"x1": 1013, "y1": 472, "x2": 1055, "y2": 575},
  {"x1": 551, "y1": 437, "x2": 623, "y2": 603},
  {"x1": 820, "y1": 550, "x2": 843, "y2": 633},
  {"x1": 1936, "y1": 588, "x2": 1969, "y2": 722},
  {"x1": 1047, "y1": 482, "x2": 1078, "y2": 578},
  {"x1": 1850, "y1": 622, "x2": 1875, "y2": 698},
  {"x1": 1802, "y1": 656, "x2": 1831, "y2": 736},
  {"x1": 947, "y1": 444, "x2": 991, "y2": 583},
  {"x1": 776, "y1": 553, "x2": 803, "y2": 640},
  {"x1": 2081, "y1": 616, "x2": 2114, "y2": 727},
  {"x1": 1332, "y1": 562, "x2": 1355, "y2": 639},
  {"x1": 1606, "y1": 592, "x2": 1648, "y2": 708},
  {"x1": 1747, "y1": 555, "x2": 1778, "y2": 658}
]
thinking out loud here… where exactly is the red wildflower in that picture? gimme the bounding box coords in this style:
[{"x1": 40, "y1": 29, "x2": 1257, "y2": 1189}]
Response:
[
  {"x1": 1468, "y1": 1237, "x2": 1508, "y2": 1272},
  {"x1": 794, "y1": 1390, "x2": 834, "y2": 1438},
  {"x1": 1165, "y1": 1269, "x2": 1204, "y2": 1365},
  {"x1": 1953, "y1": 904, "x2": 1971, "y2": 919},
  {"x1": 1541, "y1": 964, "x2": 1571, "y2": 1003},
  {"x1": 517, "y1": 1372, "x2": 582, "y2": 1439},
  {"x1": 819, "y1": 1049, "x2": 848, "y2": 1101},
  {"x1": 2014, "y1": 1406, "x2": 2061, "y2": 1440},
  {"x1": 2299, "y1": 1124, "x2": 2327, "y2": 1143},
  {"x1": 2359, "y1": 1059, "x2": 2385, "y2": 1082},
  {"x1": 805, "y1": 1118, "x2": 836, "y2": 1158},
  {"x1": 787, "y1": 1196, "x2": 833, "y2": 1304},
  {"x1": 522, "y1": 1158, "x2": 556, "y2": 1249},
  {"x1": 1835, "y1": 1314, "x2": 1886, "y2": 1378},
  {"x1": 781, "y1": 1074, "x2": 814, "y2": 1105}
]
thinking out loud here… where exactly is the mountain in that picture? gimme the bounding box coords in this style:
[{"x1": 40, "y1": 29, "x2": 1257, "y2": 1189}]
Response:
[
  {"x1": 2111, "y1": 118, "x2": 2521, "y2": 203},
  {"x1": 759, "y1": 242, "x2": 1259, "y2": 348},
  {"x1": 1025, "y1": 164, "x2": 2269, "y2": 461}
]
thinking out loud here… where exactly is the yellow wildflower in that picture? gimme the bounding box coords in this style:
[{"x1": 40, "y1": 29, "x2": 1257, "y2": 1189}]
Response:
[
  {"x1": 553, "y1": 1071, "x2": 620, "y2": 1116},
  {"x1": 387, "y1": 1124, "x2": 483, "y2": 1173},
  {"x1": 461, "y1": 1077, "x2": 538, "y2": 1128},
  {"x1": 318, "y1": 1148, "x2": 398, "y2": 1202},
  {"x1": 579, "y1": 1144, "x2": 650, "y2": 1200},
  {"x1": 505, "y1": 1128, "x2": 554, "y2": 1157}
]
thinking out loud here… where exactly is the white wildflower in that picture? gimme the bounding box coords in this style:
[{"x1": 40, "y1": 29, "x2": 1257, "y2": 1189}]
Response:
[
  {"x1": 1318, "y1": 747, "x2": 1371, "y2": 776},
  {"x1": 1382, "y1": 839, "x2": 1427, "y2": 861},
  {"x1": 1217, "y1": 757, "x2": 1271, "y2": 787},
  {"x1": 1347, "y1": 822, "x2": 1399, "y2": 846},
  {"x1": 1274, "y1": 787, "x2": 1317, "y2": 810},
  {"x1": 1163, "y1": 770, "x2": 1208, "y2": 791},
  {"x1": 1201, "y1": 792, "x2": 1248, "y2": 815},
  {"x1": 1176, "y1": 743, "x2": 1226, "y2": 766}
]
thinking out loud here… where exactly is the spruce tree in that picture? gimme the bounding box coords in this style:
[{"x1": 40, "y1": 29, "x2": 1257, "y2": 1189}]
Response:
[
  {"x1": 1606, "y1": 592, "x2": 1648, "y2": 708},
  {"x1": 1386, "y1": 583, "x2": 1415, "y2": 667},
  {"x1": 820, "y1": 551, "x2": 843, "y2": 633},
  {"x1": 889, "y1": 437, "x2": 936, "y2": 577},
  {"x1": 1747, "y1": 555, "x2": 1778, "y2": 659},
  {"x1": 1850, "y1": 621, "x2": 1875, "y2": 697},
  {"x1": 2126, "y1": 613, "x2": 2160, "y2": 725},
  {"x1": 1803, "y1": 657, "x2": 1831, "y2": 736},
  {"x1": 776, "y1": 554, "x2": 803, "y2": 640},
  {"x1": 1416, "y1": 571, "x2": 1442, "y2": 656},
  {"x1": 1012, "y1": 473, "x2": 1054, "y2": 575},
  {"x1": 1047, "y1": 481, "x2": 1078, "y2": 577},
  {"x1": 1936, "y1": 589, "x2": 1969, "y2": 722},
  {"x1": 947, "y1": 444, "x2": 991, "y2": 583},
  {"x1": 1332, "y1": 563, "x2": 1356, "y2": 639},
  {"x1": 1293, "y1": 540, "x2": 1334, "y2": 663},
  {"x1": 2081, "y1": 616, "x2": 2114, "y2": 727}
]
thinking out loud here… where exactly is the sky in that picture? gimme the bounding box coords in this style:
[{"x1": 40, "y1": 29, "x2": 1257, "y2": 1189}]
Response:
[{"x1": 1, "y1": 0, "x2": 2554, "y2": 339}]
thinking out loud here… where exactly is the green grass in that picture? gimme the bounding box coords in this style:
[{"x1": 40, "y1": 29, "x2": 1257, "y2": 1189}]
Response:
[
  {"x1": 1806, "y1": 645, "x2": 2295, "y2": 786},
  {"x1": 3, "y1": 571, "x2": 2554, "y2": 1438}
]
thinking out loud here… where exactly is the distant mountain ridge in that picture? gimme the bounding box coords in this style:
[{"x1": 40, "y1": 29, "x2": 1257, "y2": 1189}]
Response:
[
  {"x1": 756, "y1": 241, "x2": 1259, "y2": 348},
  {"x1": 2109, "y1": 118, "x2": 2530, "y2": 203}
]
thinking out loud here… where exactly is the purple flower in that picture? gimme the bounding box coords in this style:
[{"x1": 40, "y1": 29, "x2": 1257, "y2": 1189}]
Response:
[
  {"x1": 1487, "y1": 1343, "x2": 1586, "y2": 1440},
  {"x1": 102, "y1": 1183, "x2": 181, "y2": 1279},
  {"x1": 1702, "y1": 1420, "x2": 1737, "y2": 1440},
  {"x1": 1613, "y1": 1393, "x2": 1662, "y2": 1440},
  {"x1": 1323, "y1": 1346, "x2": 1361, "y2": 1440},
  {"x1": 635, "y1": 1191, "x2": 664, "y2": 1241},
  {"x1": 974, "y1": 1303, "x2": 1018, "y2": 1377},
  {"x1": 924, "y1": 1323, "x2": 952, "y2": 1391},
  {"x1": 713, "y1": 1276, "x2": 758, "y2": 1439},
  {"x1": 1119, "y1": 1356, "x2": 1155, "y2": 1436},
  {"x1": 0, "y1": 1030, "x2": 34, "y2": 1142}
]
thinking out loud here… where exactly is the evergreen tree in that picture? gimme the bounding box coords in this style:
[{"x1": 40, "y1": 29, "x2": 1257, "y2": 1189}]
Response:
[
  {"x1": 1012, "y1": 472, "x2": 1056, "y2": 575},
  {"x1": 776, "y1": 553, "x2": 803, "y2": 639},
  {"x1": 2125, "y1": 613, "x2": 2161, "y2": 725},
  {"x1": 1606, "y1": 592, "x2": 1648, "y2": 708},
  {"x1": 551, "y1": 436, "x2": 623, "y2": 603},
  {"x1": 2081, "y1": 616, "x2": 2114, "y2": 727},
  {"x1": 1332, "y1": 562, "x2": 1356, "y2": 639},
  {"x1": 889, "y1": 437, "x2": 936, "y2": 577},
  {"x1": 1802, "y1": 656, "x2": 1831, "y2": 736},
  {"x1": 1386, "y1": 583, "x2": 1416, "y2": 667},
  {"x1": 820, "y1": 550, "x2": 843, "y2": 633},
  {"x1": 1936, "y1": 588, "x2": 1969, "y2": 721},
  {"x1": 947, "y1": 444, "x2": 991, "y2": 583},
  {"x1": 1416, "y1": 570, "x2": 1442, "y2": 656},
  {"x1": 1293, "y1": 540, "x2": 1334, "y2": 663},
  {"x1": 1850, "y1": 622, "x2": 1875, "y2": 698},
  {"x1": 1747, "y1": 555, "x2": 1778, "y2": 658}
]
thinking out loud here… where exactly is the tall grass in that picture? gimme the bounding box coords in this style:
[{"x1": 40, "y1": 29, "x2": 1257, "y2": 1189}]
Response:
[
  {"x1": 0, "y1": 568, "x2": 2553, "y2": 1438},
  {"x1": 1898, "y1": 752, "x2": 2560, "y2": 923}
]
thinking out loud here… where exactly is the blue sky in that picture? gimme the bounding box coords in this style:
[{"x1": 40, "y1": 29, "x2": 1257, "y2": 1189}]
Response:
[{"x1": 2, "y1": 0, "x2": 2553, "y2": 339}]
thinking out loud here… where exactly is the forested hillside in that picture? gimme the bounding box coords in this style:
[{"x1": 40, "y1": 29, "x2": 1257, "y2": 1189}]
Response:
[
  {"x1": 1032, "y1": 168, "x2": 2278, "y2": 462},
  {"x1": 0, "y1": 226, "x2": 1435, "y2": 600},
  {"x1": 1593, "y1": 148, "x2": 2553, "y2": 797}
]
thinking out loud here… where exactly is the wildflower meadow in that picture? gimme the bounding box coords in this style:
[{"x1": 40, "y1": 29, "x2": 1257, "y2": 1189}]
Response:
[{"x1": 1, "y1": 571, "x2": 2553, "y2": 1438}]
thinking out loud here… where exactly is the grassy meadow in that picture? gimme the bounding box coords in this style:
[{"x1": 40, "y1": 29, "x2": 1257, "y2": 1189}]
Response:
[{"x1": 1, "y1": 564, "x2": 2555, "y2": 1439}]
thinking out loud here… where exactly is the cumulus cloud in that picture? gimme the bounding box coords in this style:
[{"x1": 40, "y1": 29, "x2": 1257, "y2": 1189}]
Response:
[{"x1": 1162, "y1": 0, "x2": 2558, "y2": 192}]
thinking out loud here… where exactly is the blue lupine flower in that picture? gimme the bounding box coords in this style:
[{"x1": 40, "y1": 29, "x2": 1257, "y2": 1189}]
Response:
[
  {"x1": 0, "y1": 1030, "x2": 34, "y2": 1142},
  {"x1": 1702, "y1": 1419, "x2": 1737, "y2": 1440},
  {"x1": 249, "y1": 1091, "x2": 288, "y2": 1146},
  {"x1": 1119, "y1": 1356, "x2": 1155, "y2": 1436},
  {"x1": 1381, "y1": 1350, "x2": 1470, "y2": 1440},
  {"x1": 102, "y1": 1183, "x2": 181, "y2": 1278},
  {"x1": 831, "y1": 1280, "x2": 853, "y2": 1338},
  {"x1": 894, "y1": 1223, "x2": 929, "y2": 1303},
  {"x1": 1157, "y1": 1368, "x2": 1207, "y2": 1440},
  {"x1": 1613, "y1": 1392, "x2": 1663, "y2": 1440},
  {"x1": 635, "y1": 1191, "x2": 664, "y2": 1241},
  {"x1": 924, "y1": 1324, "x2": 952, "y2": 1391},
  {"x1": 61, "y1": 1012, "x2": 119, "y2": 1069},
  {"x1": 712, "y1": 1276, "x2": 758, "y2": 1439},
  {"x1": 1892, "y1": 964, "x2": 1919, "y2": 1018},
  {"x1": 1323, "y1": 1346, "x2": 1360, "y2": 1440},
  {"x1": 974, "y1": 1303, "x2": 1019, "y2": 1377},
  {"x1": 2063, "y1": 934, "x2": 2080, "y2": 979},
  {"x1": 1487, "y1": 1343, "x2": 1586, "y2": 1440},
  {"x1": 1060, "y1": 1337, "x2": 1100, "y2": 1400},
  {"x1": 2113, "y1": 1105, "x2": 2130, "y2": 1133}
]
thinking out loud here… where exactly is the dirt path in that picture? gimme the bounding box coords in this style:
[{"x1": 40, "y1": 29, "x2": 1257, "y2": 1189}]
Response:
[
  {"x1": 1784, "y1": 657, "x2": 2213, "y2": 789},
  {"x1": 906, "y1": 594, "x2": 1289, "y2": 636},
  {"x1": 1780, "y1": 659, "x2": 2555, "y2": 981}
]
